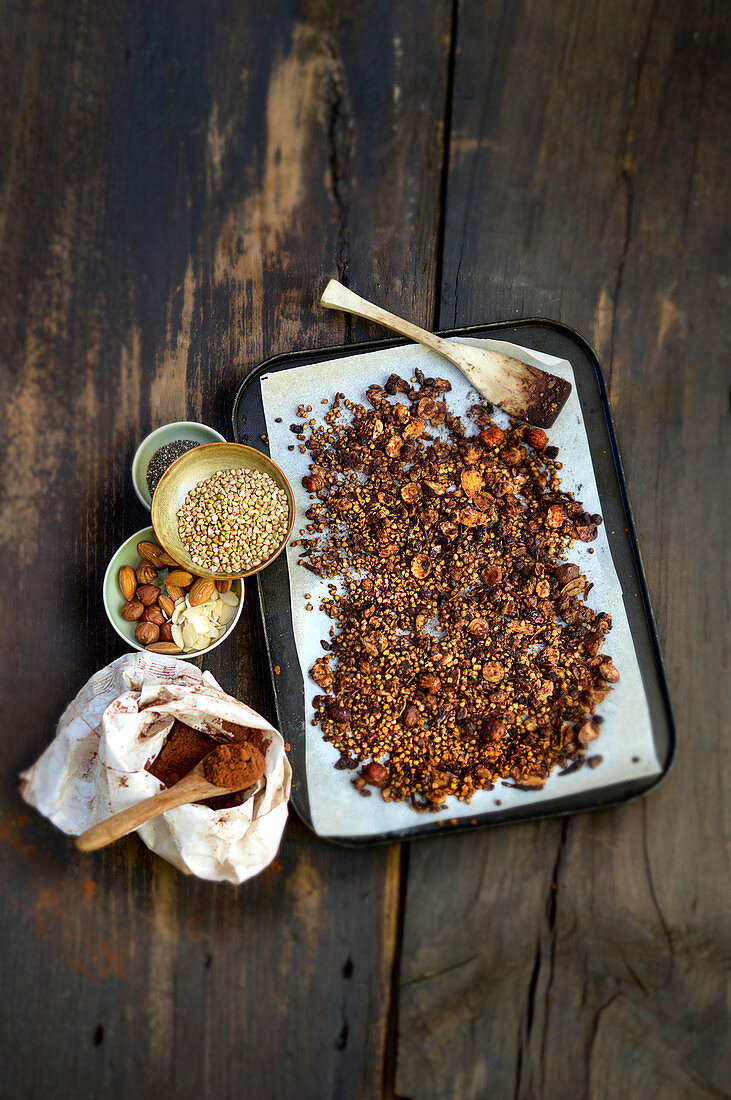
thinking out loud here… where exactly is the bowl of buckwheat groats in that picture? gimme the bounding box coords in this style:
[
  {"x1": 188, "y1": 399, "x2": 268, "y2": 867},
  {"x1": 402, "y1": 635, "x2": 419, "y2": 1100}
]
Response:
[{"x1": 151, "y1": 442, "x2": 295, "y2": 580}]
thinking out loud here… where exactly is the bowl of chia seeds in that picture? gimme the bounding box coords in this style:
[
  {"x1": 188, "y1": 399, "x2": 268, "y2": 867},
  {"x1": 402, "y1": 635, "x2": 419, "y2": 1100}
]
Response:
[{"x1": 132, "y1": 422, "x2": 227, "y2": 509}]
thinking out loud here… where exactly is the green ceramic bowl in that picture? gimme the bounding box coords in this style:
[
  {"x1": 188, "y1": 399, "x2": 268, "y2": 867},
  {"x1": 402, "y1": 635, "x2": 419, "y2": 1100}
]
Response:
[
  {"x1": 150, "y1": 443, "x2": 295, "y2": 581},
  {"x1": 102, "y1": 525, "x2": 244, "y2": 659},
  {"x1": 132, "y1": 422, "x2": 227, "y2": 509}
]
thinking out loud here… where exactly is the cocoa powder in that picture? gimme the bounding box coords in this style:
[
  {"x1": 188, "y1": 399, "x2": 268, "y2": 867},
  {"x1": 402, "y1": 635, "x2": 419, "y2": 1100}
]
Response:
[
  {"x1": 148, "y1": 720, "x2": 268, "y2": 809},
  {"x1": 203, "y1": 743, "x2": 265, "y2": 790}
]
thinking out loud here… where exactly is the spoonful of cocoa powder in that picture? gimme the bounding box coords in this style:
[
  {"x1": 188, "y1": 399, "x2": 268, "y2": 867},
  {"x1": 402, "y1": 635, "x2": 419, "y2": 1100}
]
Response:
[{"x1": 75, "y1": 741, "x2": 266, "y2": 853}]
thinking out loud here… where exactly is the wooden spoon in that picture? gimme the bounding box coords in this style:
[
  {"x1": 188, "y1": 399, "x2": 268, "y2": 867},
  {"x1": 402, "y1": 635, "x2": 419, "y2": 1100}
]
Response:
[
  {"x1": 75, "y1": 754, "x2": 255, "y2": 853},
  {"x1": 320, "y1": 279, "x2": 571, "y2": 428}
]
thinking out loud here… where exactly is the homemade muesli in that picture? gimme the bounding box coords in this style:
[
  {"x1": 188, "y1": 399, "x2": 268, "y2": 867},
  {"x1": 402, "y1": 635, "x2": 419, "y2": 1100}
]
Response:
[{"x1": 293, "y1": 371, "x2": 619, "y2": 812}]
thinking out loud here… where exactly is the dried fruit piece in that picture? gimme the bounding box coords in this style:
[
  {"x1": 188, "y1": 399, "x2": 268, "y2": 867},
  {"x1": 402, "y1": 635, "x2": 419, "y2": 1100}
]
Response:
[
  {"x1": 482, "y1": 661, "x2": 504, "y2": 683},
  {"x1": 119, "y1": 566, "x2": 137, "y2": 601}
]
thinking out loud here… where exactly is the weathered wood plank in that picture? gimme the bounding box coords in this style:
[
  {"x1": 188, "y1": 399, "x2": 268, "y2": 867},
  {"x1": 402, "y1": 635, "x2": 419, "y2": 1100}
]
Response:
[
  {"x1": 0, "y1": 1, "x2": 452, "y2": 1095},
  {"x1": 397, "y1": 1, "x2": 730, "y2": 1097}
]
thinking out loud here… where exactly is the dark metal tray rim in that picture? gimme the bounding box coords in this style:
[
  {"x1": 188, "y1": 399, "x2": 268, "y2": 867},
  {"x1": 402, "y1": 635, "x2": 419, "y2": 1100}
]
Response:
[{"x1": 232, "y1": 317, "x2": 676, "y2": 847}]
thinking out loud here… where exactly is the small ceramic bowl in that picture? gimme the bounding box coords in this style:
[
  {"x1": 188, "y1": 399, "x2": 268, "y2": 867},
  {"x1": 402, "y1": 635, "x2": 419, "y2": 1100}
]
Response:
[
  {"x1": 132, "y1": 422, "x2": 227, "y2": 509},
  {"x1": 150, "y1": 443, "x2": 295, "y2": 580},
  {"x1": 103, "y1": 525, "x2": 244, "y2": 659}
]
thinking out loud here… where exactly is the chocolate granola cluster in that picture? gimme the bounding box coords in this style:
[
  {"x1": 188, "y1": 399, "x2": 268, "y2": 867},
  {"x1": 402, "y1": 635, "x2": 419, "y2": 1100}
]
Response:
[{"x1": 293, "y1": 370, "x2": 619, "y2": 812}]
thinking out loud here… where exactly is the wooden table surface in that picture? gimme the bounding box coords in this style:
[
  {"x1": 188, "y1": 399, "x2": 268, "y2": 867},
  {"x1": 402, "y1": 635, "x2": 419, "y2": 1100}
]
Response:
[{"x1": 1, "y1": 1, "x2": 728, "y2": 1097}]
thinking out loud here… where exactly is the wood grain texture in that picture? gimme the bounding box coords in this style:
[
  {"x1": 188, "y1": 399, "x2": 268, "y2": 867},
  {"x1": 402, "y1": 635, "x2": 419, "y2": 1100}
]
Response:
[
  {"x1": 397, "y1": 1, "x2": 730, "y2": 1098},
  {"x1": 0, "y1": 1, "x2": 451, "y2": 1096}
]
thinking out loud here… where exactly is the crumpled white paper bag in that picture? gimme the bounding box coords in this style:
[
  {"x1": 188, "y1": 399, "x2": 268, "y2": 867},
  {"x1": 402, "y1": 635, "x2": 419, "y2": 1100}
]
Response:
[{"x1": 20, "y1": 652, "x2": 291, "y2": 884}]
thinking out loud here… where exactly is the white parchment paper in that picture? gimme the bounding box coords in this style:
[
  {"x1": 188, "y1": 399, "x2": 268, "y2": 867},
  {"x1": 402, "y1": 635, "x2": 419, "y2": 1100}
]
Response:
[
  {"x1": 20, "y1": 652, "x2": 291, "y2": 882},
  {"x1": 261, "y1": 340, "x2": 661, "y2": 838}
]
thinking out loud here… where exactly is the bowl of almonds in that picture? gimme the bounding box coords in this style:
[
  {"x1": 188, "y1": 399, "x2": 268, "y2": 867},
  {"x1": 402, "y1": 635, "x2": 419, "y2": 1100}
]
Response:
[{"x1": 103, "y1": 527, "x2": 244, "y2": 658}]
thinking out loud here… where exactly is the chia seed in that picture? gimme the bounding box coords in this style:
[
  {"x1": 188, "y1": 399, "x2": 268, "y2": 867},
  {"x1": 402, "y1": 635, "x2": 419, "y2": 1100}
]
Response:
[{"x1": 146, "y1": 439, "x2": 200, "y2": 495}]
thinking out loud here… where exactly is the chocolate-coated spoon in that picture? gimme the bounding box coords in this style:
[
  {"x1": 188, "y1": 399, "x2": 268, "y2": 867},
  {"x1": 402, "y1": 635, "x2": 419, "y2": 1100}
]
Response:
[{"x1": 320, "y1": 279, "x2": 572, "y2": 428}]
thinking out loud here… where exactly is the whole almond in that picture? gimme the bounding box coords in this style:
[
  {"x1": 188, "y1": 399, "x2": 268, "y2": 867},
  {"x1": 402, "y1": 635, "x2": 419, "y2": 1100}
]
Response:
[
  {"x1": 145, "y1": 641, "x2": 183, "y2": 654},
  {"x1": 137, "y1": 584, "x2": 160, "y2": 607},
  {"x1": 121, "y1": 600, "x2": 144, "y2": 621},
  {"x1": 135, "y1": 621, "x2": 159, "y2": 645},
  {"x1": 158, "y1": 593, "x2": 175, "y2": 617},
  {"x1": 159, "y1": 550, "x2": 181, "y2": 568},
  {"x1": 166, "y1": 570, "x2": 193, "y2": 588},
  {"x1": 215, "y1": 578, "x2": 232, "y2": 593},
  {"x1": 165, "y1": 583, "x2": 184, "y2": 602},
  {"x1": 188, "y1": 577, "x2": 215, "y2": 606},
  {"x1": 159, "y1": 622, "x2": 174, "y2": 643},
  {"x1": 119, "y1": 566, "x2": 137, "y2": 601},
  {"x1": 142, "y1": 605, "x2": 166, "y2": 626},
  {"x1": 136, "y1": 561, "x2": 158, "y2": 584},
  {"x1": 137, "y1": 541, "x2": 164, "y2": 565}
]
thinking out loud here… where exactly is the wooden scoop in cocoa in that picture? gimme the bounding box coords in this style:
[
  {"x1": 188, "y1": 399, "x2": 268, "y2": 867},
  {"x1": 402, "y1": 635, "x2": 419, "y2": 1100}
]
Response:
[{"x1": 75, "y1": 743, "x2": 266, "y2": 853}]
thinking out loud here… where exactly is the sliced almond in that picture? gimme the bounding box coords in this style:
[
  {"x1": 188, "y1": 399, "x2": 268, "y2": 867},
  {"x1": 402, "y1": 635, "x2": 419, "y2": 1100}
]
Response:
[
  {"x1": 220, "y1": 591, "x2": 239, "y2": 606},
  {"x1": 182, "y1": 623, "x2": 198, "y2": 648},
  {"x1": 172, "y1": 624, "x2": 184, "y2": 648}
]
